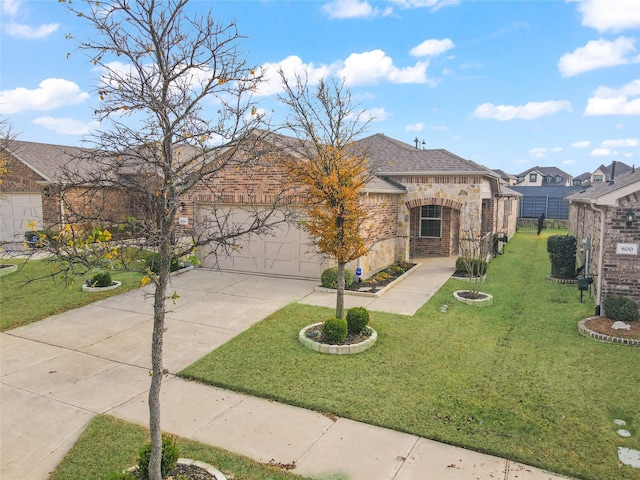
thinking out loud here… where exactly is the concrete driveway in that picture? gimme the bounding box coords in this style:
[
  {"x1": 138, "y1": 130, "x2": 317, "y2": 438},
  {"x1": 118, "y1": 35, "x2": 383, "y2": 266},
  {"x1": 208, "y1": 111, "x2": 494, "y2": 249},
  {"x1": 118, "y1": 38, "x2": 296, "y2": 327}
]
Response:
[{"x1": 1, "y1": 270, "x2": 317, "y2": 480}]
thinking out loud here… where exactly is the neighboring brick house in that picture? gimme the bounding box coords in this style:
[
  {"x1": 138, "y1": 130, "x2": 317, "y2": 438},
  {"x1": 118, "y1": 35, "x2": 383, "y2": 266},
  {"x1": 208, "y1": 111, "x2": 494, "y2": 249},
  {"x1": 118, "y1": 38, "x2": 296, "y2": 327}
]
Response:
[
  {"x1": 566, "y1": 168, "x2": 640, "y2": 313},
  {"x1": 0, "y1": 140, "x2": 141, "y2": 242}
]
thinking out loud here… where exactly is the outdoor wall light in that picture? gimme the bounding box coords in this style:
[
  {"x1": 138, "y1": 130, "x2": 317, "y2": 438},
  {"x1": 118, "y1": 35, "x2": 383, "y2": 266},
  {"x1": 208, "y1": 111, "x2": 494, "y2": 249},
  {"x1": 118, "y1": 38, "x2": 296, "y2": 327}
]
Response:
[{"x1": 626, "y1": 209, "x2": 635, "y2": 228}]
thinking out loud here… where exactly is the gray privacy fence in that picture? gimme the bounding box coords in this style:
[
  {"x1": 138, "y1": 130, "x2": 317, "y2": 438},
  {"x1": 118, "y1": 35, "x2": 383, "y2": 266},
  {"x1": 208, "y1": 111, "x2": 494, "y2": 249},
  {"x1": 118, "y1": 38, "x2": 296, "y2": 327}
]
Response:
[{"x1": 511, "y1": 186, "x2": 584, "y2": 219}]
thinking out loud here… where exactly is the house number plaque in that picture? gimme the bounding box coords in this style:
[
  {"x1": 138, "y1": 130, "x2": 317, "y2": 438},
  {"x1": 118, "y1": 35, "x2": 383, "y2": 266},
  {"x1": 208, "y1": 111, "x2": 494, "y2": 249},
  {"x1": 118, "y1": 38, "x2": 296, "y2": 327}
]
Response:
[{"x1": 616, "y1": 243, "x2": 638, "y2": 255}]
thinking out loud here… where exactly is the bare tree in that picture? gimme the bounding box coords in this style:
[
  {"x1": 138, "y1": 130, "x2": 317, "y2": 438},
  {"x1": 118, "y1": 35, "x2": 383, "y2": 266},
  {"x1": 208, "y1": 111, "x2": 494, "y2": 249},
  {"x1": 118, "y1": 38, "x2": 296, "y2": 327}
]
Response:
[
  {"x1": 277, "y1": 71, "x2": 373, "y2": 319},
  {"x1": 51, "y1": 2, "x2": 289, "y2": 478},
  {"x1": 458, "y1": 210, "x2": 489, "y2": 298},
  {"x1": 0, "y1": 118, "x2": 18, "y2": 198}
]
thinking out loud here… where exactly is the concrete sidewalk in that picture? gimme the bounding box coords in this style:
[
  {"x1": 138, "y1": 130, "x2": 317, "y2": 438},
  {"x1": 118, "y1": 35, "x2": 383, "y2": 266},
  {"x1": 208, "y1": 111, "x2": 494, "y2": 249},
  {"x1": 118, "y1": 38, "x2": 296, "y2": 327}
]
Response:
[{"x1": 1, "y1": 265, "x2": 569, "y2": 480}]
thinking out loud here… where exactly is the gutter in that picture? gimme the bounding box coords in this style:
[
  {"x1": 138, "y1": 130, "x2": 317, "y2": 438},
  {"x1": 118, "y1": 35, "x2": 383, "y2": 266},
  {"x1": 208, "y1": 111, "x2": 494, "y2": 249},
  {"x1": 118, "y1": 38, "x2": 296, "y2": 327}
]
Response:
[{"x1": 589, "y1": 201, "x2": 606, "y2": 316}]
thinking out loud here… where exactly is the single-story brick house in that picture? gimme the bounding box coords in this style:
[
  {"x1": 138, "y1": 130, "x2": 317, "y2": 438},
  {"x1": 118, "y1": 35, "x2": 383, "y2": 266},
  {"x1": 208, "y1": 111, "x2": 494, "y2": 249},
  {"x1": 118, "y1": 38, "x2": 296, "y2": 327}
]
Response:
[
  {"x1": 565, "y1": 168, "x2": 640, "y2": 313},
  {"x1": 188, "y1": 133, "x2": 521, "y2": 278},
  {"x1": 0, "y1": 140, "x2": 145, "y2": 243},
  {"x1": 1, "y1": 134, "x2": 521, "y2": 280}
]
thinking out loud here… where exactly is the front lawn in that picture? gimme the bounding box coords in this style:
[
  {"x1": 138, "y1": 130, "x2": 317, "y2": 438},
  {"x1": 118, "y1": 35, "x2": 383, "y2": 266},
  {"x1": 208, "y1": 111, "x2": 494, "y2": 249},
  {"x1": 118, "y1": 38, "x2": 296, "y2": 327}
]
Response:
[
  {"x1": 50, "y1": 415, "x2": 311, "y2": 480},
  {"x1": 181, "y1": 232, "x2": 640, "y2": 480},
  {"x1": 0, "y1": 258, "x2": 144, "y2": 331}
]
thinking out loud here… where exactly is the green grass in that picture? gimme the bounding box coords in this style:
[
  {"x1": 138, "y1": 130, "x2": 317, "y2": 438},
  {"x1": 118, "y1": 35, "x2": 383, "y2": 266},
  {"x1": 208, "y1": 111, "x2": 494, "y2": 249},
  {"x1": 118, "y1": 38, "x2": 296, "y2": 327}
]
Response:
[
  {"x1": 181, "y1": 232, "x2": 640, "y2": 480},
  {"x1": 50, "y1": 415, "x2": 311, "y2": 480},
  {"x1": 0, "y1": 258, "x2": 144, "y2": 331}
]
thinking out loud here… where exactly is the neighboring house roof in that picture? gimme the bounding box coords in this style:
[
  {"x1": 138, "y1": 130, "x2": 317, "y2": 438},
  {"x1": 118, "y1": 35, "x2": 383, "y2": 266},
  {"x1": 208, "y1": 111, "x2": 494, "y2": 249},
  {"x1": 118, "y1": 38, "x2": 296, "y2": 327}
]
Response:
[
  {"x1": 498, "y1": 185, "x2": 523, "y2": 197},
  {"x1": 596, "y1": 161, "x2": 632, "y2": 180},
  {"x1": 356, "y1": 134, "x2": 495, "y2": 176},
  {"x1": 565, "y1": 169, "x2": 640, "y2": 206},
  {"x1": 5, "y1": 140, "x2": 93, "y2": 183},
  {"x1": 492, "y1": 169, "x2": 517, "y2": 182},
  {"x1": 516, "y1": 165, "x2": 571, "y2": 184},
  {"x1": 573, "y1": 172, "x2": 591, "y2": 183}
]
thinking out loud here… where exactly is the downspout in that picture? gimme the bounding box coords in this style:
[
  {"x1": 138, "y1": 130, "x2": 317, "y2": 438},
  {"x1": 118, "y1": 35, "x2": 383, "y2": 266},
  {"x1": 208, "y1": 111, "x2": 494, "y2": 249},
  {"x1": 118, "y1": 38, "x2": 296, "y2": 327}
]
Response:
[{"x1": 589, "y1": 202, "x2": 606, "y2": 316}]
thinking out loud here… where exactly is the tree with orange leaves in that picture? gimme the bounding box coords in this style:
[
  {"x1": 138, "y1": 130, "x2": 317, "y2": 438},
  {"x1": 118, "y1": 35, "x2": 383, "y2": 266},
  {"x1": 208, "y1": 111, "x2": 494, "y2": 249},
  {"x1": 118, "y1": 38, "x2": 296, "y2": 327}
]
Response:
[{"x1": 278, "y1": 72, "x2": 373, "y2": 319}]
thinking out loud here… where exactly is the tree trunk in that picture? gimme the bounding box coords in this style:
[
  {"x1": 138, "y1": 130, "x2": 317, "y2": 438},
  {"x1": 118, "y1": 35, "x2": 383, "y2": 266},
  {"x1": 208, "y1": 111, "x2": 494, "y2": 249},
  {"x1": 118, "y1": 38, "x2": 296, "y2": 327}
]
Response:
[
  {"x1": 148, "y1": 251, "x2": 170, "y2": 480},
  {"x1": 336, "y1": 261, "x2": 345, "y2": 319}
]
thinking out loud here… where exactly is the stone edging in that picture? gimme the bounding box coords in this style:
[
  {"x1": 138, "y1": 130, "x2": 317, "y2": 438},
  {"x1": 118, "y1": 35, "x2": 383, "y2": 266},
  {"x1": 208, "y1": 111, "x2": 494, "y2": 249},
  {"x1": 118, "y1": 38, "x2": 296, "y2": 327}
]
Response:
[
  {"x1": 126, "y1": 458, "x2": 227, "y2": 479},
  {"x1": 82, "y1": 281, "x2": 122, "y2": 292},
  {"x1": 0, "y1": 264, "x2": 18, "y2": 277},
  {"x1": 546, "y1": 275, "x2": 578, "y2": 284},
  {"x1": 299, "y1": 322, "x2": 377, "y2": 354},
  {"x1": 314, "y1": 263, "x2": 421, "y2": 298},
  {"x1": 453, "y1": 290, "x2": 493, "y2": 307},
  {"x1": 578, "y1": 317, "x2": 640, "y2": 347}
]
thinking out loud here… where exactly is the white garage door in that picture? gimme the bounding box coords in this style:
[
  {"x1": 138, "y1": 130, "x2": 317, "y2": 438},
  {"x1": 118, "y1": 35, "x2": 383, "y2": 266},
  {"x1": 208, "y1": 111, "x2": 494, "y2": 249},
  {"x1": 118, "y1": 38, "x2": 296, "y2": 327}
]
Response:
[
  {"x1": 0, "y1": 193, "x2": 43, "y2": 242},
  {"x1": 196, "y1": 206, "x2": 326, "y2": 279}
]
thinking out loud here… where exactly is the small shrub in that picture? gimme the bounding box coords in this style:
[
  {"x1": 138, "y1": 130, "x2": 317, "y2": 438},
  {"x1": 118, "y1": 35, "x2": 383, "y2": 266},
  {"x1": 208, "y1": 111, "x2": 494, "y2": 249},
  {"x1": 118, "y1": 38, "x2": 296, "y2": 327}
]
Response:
[
  {"x1": 145, "y1": 254, "x2": 186, "y2": 274},
  {"x1": 322, "y1": 318, "x2": 348, "y2": 343},
  {"x1": 137, "y1": 434, "x2": 180, "y2": 479},
  {"x1": 455, "y1": 257, "x2": 488, "y2": 277},
  {"x1": 90, "y1": 271, "x2": 112, "y2": 288},
  {"x1": 603, "y1": 295, "x2": 639, "y2": 322},
  {"x1": 320, "y1": 267, "x2": 355, "y2": 289},
  {"x1": 547, "y1": 235, "x2": 577, "y2": 278},
  {"x1": 346, "y1": 307, "x2": 370, "y2": 334}
]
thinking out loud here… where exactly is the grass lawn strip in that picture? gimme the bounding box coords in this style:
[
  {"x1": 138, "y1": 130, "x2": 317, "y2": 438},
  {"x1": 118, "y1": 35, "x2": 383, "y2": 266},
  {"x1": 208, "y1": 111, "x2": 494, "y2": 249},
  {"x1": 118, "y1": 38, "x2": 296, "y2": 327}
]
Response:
[
  {"x1": 0, "y1": 258, "x2": 144, "y2": 331},
  {"x1": 49, "y1": 415, "x2": 311, "y2": 480},
  {"x1": 180, "y1": 232, "x2": 640, "y2": 480}
]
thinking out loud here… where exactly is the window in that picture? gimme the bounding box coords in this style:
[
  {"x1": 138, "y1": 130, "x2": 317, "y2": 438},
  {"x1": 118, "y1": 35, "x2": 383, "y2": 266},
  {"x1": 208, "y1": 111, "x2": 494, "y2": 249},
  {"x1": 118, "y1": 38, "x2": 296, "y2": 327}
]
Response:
[
  {"x1": 555, "y1": 175, "x2": 562, "y2": 183},
  {"x1": 546, "y1": 176, "x2": 552, "y2": 183},
  {"x1": 517, "y1": 176, "x2": 524, "y2": 183},
  {"x1": 529, "y1": 173, "x2": 537, "y2": 182},
  {"x1": 420, "y1": 205, "x2": 442, "y2": 238},
  {"x1": 593, "y1": 175, "x2": 603, "y2": 183}
]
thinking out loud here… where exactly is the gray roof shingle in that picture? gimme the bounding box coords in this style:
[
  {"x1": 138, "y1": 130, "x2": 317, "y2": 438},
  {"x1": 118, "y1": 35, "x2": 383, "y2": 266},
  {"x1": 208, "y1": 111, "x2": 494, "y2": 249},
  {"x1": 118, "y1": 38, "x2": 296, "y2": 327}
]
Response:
[{"x1": 565, "y1": 169, "x2": 640, "y2": 203}]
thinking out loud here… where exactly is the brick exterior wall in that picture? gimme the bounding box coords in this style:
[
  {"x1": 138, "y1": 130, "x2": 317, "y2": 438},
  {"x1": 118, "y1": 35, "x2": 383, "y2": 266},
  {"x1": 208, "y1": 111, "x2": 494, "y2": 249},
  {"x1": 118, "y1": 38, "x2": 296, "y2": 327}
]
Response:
[
  {"x1": 569, "y1": 194, "x2": 640, "y2": 310},
  {"x1": 3, "y1": 156, "x2": 44, "y2": 192}
]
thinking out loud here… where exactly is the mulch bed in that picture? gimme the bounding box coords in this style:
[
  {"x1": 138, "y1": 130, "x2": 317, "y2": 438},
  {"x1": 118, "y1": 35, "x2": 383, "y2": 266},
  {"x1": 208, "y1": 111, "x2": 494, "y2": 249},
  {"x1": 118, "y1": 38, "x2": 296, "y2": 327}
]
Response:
[
  {"x1": 584, "y1": 317, "x2": 640, "y2": 340},
  {"x1": 345, "y1": 262, "x2": 416, "y2": 293},
  {"x1": 305, "y1": 323, "x2": 372, "y2": 346}
]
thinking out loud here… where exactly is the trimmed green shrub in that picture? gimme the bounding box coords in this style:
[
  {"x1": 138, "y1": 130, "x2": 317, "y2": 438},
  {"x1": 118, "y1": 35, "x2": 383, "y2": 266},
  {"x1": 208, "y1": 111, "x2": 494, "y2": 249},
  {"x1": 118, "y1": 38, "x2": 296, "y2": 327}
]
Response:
[
  {"x1": 346, "y1": 307, "x2": 370, "y2": 334},
  {"x1": 90, "y1": 271, "x2": 112, "y2": 288},
  {"x1": 455, "y1": 257, "x2": 488, "y2": 277},
  {"x1": 603, "y1": 295, "x2": 639, "y2": 322},
  {"x1": 322, "y1": 318, "x2": 348, "y2": 343},
  {"x1": 145, "y1": 254, "x2": 187, "y2": 274},
  {"x1": 546, "y1": 235, "x2": 577, "y2": 279},
  {"x1": 137, "y1": 435, "x2": 180, "y2": 479},
  {"x1": 320, "y1": 267, "x2": 355, "y2": 289}
]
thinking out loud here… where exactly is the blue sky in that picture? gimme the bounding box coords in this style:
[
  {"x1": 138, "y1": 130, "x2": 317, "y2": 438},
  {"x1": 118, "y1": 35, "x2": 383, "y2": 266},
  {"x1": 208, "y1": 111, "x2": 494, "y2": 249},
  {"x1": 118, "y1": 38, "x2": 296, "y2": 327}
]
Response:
[{"x1": 0, "y1": 0, "x2": 638, "y2": 177}]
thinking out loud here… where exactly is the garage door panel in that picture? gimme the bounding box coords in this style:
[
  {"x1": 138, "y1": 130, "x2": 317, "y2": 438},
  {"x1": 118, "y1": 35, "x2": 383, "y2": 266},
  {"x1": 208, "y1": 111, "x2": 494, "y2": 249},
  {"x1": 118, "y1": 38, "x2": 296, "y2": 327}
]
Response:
[
  {"x1": 0, "y1": 193, "x2": 43, "y2": 242},
  {"x1": 197, "y1": 205, "x2": 326, "y2": 279}
]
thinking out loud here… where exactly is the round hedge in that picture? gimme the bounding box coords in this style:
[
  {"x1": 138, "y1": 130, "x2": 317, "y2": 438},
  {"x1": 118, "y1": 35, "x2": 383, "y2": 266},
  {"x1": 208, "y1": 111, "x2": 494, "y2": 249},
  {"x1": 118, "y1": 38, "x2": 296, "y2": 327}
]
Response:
[
  {"x1": 322, "y1": 318, "x2": 348, "y2": 343},
  {"x1": 320, "y1": 267, "x2": 355, "y2": 289},
  {"x1": 346, "y1": 307, "x2": 370, "y2": 334},
  {"x1": 90, "y1": 271, "x2": 112, "y2": 287},
  {"x1": 603, "y1": 295, "x2": 639, "y2": 322}
]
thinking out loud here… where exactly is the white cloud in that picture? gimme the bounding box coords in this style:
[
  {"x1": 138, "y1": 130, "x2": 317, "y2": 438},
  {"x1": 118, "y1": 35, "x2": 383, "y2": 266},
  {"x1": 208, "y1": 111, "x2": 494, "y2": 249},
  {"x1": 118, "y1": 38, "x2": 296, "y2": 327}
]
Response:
[
  {"x1": 473, "y1": 100, "x2": 572, "y2": 121},
  {"x1": 361, "y1": 107, "x2": 387, "y2": 121},
  {"x1": 322, "y1": 0, "x2": 392, "y2": 19},
  {"x1": 338, "y1": 50, "x2": 430, "y2": 85},
  {"x1": 1, "y1": 0, "x2": 21, "y2": 16},
  {"x1": 562, "y1": 159, "x2": 576, "y2": 165},
  {"x1": 391, "y1": 0, "x2": 460, "y2": 12},
  {"x1": 409, "y1": 38, "x2": 454, "y2": 57},
  {"x1": 551, "y1": 147, "x2": 563, "y2": 152},
  {"x1": 601, "y1": 138, "x2": 638, "y2": 147},
  {"x1": 572, "y1": 140, "x2": 591, "y2": 148},
  {"x1": 257, "y1": 56, "x2": 338, "y2": 96},
  {"x1": 530, "y1": 147, "x2": 548, "y2": 158},
  {"x1": 584, "y1": 79, "x2": 640, "y2": 115},
  {"x1": 405, "y1": 122, "x2": 424, "y2": 131},
  {"x1": 591, "y1": 148, "x2": 614, "y2": 156},
  {"x1": 558, "y1": 37, "x2": 638, "y2": 77},
  {"x1": 2, "y1": 22, "x2": 59, "y2": 39},
  {"x1": 0, "y1": 78, "x2": 89, "y2": 114},
  {"x1": 33, "y1": 116, "x2": 99, "y2": 135},
  {"x1": 574, "y1": 0, "x2": 640, "y2": 33}
]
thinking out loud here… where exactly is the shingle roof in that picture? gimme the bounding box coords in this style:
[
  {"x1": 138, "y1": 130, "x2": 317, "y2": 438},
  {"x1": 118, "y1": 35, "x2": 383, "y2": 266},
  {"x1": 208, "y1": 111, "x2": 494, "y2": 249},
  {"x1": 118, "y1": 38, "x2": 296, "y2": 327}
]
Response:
[
  {"x1": 6, "y1": 140, "x2": 93, "y2": 183},
  {"x1": 516, "y1": 165, "x2": 570, "y2": 179},
  {"x1": 356, "y1": 133, "x2": 494, "y2": 175},
  {"x1": 598, "y1": 161, "x2": 633, "y2": 179},
  {"x1": 565, "y1": 169, "x2": 640, "y2": 204}
]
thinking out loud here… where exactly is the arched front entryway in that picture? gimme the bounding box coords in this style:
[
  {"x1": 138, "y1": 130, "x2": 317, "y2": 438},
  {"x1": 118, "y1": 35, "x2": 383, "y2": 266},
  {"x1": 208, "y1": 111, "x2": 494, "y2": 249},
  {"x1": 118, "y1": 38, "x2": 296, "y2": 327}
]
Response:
[{"x1": 406, "y1": 197, "x2": 463, "y2": 257}]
